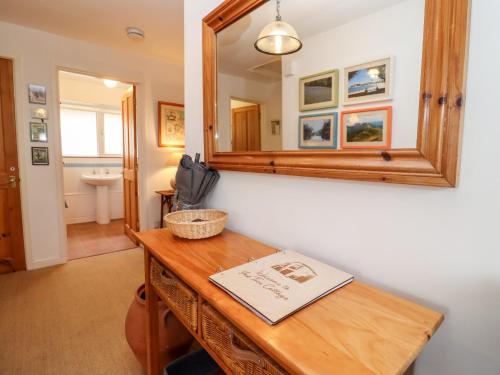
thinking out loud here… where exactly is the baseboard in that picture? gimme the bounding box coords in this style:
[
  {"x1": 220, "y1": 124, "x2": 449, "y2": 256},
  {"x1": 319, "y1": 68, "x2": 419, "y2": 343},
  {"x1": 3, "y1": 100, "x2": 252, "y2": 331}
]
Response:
[
  {"x1": 65, "y1": 216, "x2": 124, "y2": 224},
  {"x1": 29, "y1": 256, "x2": 65, "y2": 270}
]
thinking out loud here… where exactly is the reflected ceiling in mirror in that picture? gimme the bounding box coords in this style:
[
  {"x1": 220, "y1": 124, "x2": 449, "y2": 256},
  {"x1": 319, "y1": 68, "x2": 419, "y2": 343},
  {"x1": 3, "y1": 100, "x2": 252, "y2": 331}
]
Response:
[{"x1": 216, "y1": 0, "x2": 425, "y2": 153}]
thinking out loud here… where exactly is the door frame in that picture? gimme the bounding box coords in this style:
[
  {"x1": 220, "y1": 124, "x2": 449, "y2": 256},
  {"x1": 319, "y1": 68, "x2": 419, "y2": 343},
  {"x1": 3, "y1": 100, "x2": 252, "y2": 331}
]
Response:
[{"x1": 53, "y1": 66, "x2": 143, "y2": 262}]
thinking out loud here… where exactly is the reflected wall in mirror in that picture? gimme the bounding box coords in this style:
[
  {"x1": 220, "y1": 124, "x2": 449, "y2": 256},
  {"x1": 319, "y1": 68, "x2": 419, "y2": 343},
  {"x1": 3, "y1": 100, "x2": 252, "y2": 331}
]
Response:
[{"x1": 216, "y1": 0, "x2": 425, "y2": 153}]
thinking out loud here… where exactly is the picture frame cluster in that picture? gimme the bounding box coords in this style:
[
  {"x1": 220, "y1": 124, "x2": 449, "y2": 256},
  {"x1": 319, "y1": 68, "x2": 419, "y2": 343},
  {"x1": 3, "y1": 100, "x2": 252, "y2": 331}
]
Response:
[
  {"x1": 28, "y1": 84, "x2": 49, "y2": 165},
  {"x1": 298, "y1": 57, "x2": 393, "y2": 150}
]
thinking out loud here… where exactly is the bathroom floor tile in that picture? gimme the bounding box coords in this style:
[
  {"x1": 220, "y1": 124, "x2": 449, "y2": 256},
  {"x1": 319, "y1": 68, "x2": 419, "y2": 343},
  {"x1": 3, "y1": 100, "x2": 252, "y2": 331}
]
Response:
[{"x1": 67, "y1": 219, "x2": 136, "y2": 260}]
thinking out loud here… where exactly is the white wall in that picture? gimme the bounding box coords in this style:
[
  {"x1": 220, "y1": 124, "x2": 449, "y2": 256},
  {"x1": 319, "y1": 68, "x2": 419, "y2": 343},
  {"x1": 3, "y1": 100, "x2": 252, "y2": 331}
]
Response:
[
  {"x1": 217, "y1": 72, "x2": 282, "y2": 151},
  {"x1": 0, "y1": 21, "x2": 183, "y2": 269},
  {"x1": 185, "y1": 1, "x2": 500, "y2": 374},
  {"x1": 282, "y1": 0, "x2": 423, "y2": 150}
]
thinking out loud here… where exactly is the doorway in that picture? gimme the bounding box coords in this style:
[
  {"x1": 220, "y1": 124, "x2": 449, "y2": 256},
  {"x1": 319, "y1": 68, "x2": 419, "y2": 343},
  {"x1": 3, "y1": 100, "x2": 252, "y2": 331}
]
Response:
[
  {"x1": 57, "y1": 70, "x2": 138, "y2": 260},
  {"x1": 0, "y1": 58, "x2": 26, "y2": 274},
  {"x1": 230, "y1": 98, "x2": 261, "y2": 151}
]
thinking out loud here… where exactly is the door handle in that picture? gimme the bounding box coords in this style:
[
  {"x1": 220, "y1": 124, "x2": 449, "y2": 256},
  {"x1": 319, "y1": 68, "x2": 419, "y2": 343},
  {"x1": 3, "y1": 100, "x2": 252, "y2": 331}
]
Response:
[
  {"x1": 0, "y1": 176, "x2": 17, "y2": 188},
  {"x1": 8, "y1": 175, "x2": 16, "y2": 188}
]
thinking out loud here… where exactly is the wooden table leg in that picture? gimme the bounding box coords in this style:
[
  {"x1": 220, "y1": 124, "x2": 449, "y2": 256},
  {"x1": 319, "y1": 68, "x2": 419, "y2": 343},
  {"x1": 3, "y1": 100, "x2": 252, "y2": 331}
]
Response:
[
  {"x1": 160, "y1": 196, "x2": 165, "y2": 228},
  {"x1": 166, "y1": 196, "x2": 173, "y2": 214},
  {"x1": 145, "y1": 249, "x2": 161, "y2": 375}
]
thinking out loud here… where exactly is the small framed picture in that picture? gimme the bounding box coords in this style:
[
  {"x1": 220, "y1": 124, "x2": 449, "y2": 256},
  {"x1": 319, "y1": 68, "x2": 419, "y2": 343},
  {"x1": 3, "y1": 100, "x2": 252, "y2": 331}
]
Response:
[
  {"x1": 340, "y1": 106, "x2": 392, "y2": 149},
  {"x1": 30, "y1": 122, "x2": 48, "y2": 142},
  {"x1": 28, "y1": 84, "x2": 47, "y2": 105},
  {"x1": 158, "y1": 101, "x2": 185, "y2": 148},
  {"x1": 343, "y1": 57, "x2": 393, "y2": 105},
  {"x1": 298, "y1": 113, "x2": 338, "y2": 149},
  {"x1": 31, "y1": 107, "x2": 48, "y2": 120},
  {"x1": 31, "y1": 147, "x2": 49, "y2": 165},
  {"x1": 271, "y1": 120, "x2": 281, "y2": 136},
  {"x1": 299, "y1": 70, "x2": 339, "y2": 112}
]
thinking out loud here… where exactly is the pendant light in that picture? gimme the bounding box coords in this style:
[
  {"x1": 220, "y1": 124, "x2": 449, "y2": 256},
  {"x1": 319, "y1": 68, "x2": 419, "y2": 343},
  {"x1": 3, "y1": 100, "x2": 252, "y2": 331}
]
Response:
[{"x1": 254, "y1": 0, "x2": 302, "y2": 55}]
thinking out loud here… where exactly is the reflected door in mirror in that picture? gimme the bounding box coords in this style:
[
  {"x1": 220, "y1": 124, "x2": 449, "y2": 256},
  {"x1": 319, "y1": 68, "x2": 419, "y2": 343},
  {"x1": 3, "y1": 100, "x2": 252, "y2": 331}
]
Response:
[{"x1": 232, "y1": 104, "x2": 261, "y2": 151}]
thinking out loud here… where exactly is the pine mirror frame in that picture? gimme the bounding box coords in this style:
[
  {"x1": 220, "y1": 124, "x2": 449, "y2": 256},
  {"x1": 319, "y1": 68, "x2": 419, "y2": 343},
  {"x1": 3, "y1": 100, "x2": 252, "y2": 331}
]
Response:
[{"x1": 202, "y1": 0, "x2": 470, "y2": 187}]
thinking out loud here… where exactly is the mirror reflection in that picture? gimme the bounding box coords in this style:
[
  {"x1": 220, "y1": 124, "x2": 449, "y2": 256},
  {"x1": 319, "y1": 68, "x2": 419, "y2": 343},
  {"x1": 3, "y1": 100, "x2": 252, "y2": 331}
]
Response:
[{"x1": 216, "y1": 0, "x2": 424, "y2": 152}]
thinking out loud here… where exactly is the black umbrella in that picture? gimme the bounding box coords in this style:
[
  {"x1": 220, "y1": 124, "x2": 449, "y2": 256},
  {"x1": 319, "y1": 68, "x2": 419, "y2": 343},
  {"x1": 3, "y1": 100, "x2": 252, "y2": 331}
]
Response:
[{"x1": 174, "y1": 154, "x2": 220, "y2": 211}]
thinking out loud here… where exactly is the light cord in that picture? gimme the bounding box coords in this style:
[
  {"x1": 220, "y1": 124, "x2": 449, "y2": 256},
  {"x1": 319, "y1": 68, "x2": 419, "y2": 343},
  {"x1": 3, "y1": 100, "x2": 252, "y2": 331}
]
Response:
[{"x1": 276, "y1": 0, "x2": 282, "y2": 21}]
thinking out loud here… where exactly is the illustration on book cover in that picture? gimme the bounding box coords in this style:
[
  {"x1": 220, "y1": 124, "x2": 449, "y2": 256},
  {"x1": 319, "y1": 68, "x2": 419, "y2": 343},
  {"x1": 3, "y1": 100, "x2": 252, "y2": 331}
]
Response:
[{"x1": 271, "y1": 262, "x2": 318, "y2": 283}]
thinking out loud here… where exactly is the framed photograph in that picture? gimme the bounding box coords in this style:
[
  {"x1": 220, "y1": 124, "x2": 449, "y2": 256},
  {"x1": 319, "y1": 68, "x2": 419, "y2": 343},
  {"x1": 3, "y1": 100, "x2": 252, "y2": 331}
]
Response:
[
  {"x1": 28, "y1": 84, "x2": 46, "y2": 105},
  {"x1": 299, "y1": 70, "x2": 339, "y2": 111},
  {"x1": 271, "y1": 120, "x2": 281, "y2": 136},
  {"x1": 343, "y1": 57, "x2": 393, "y2": 105},
  {"x1": 298, "y1": 113, "x2": 338, "y2": 149},
  {"x1": 31, "y1": 107, "x2": 48, "y2": 120},
  {"x1": 31, "y1": 147, "x2": 49, "y2": 165},
  {"x1": 158, "y1": 101, "x2": 185, "y2": 147},
  {"x1": 340, "y1": 106, "x2": 392, "y2": 149},
  {"x1": 30, "y1": 122, "x2": 48, "y2": 142}
]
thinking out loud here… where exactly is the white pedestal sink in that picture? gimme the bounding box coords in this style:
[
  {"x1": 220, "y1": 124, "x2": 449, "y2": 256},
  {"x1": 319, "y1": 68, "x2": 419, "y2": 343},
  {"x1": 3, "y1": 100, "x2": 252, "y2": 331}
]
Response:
[{"x1": 81, "y1": 174, "x2": 122, "y2": 224}]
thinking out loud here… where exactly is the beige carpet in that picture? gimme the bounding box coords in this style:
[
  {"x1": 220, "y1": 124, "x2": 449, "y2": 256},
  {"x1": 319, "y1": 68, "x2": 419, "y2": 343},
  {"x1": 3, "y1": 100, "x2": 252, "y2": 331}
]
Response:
[{"x1": 0, "y1": 248, "x2": 145, "y2": 375}]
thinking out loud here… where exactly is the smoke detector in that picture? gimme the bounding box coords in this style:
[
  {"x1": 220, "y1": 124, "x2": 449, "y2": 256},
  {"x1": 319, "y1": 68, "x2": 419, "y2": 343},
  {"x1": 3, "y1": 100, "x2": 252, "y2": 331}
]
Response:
[{"x1": 126, "y1": 27, "x2": 145, "y2": 41}]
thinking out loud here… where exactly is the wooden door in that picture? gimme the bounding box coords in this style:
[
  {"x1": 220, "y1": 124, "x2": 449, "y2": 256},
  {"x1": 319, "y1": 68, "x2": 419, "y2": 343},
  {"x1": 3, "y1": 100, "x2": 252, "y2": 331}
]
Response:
[
  {"x1": 0, "y1": 58, "x2": 25, "y2": 273},
  {"x1": 122, "y1": 87, "x2": 139, "y2": 243},
  {"x1": 231, "y1": 105, "x2": 261, "y2": 151}
]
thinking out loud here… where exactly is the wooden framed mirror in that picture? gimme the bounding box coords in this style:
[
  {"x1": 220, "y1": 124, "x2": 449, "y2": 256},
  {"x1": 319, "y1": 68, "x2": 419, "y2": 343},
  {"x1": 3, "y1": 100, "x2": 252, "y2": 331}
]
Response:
[{"x1": 203, "y1": 0, "x2": 470, "y2": 187}]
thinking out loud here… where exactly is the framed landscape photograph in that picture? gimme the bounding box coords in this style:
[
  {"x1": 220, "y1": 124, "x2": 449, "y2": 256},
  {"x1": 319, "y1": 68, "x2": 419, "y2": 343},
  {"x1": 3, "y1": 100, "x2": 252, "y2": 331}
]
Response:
[
  {"x1": 28, "y1": 84, "x2": 47, "y2": 105},
  {"x1": 30, "y1": 122, "x2": 48, "y2": 142},
  {"x1": 299, "y1": 70, "x2": 339, "y2": 111},
  {"x1": 343, "y1": 57, "x2": 393, "y2": 105},
  {"x1": 340, "y1": 106, "x2": 392, "y2": 149},
  {"x1": 158, "y1": 101, "x2": 185, "y2": 147},
  {"x1": 298, "y1": 113, "x2": 338, "y2": 149},
  {"x1": 31, "y1": 147, "x2": 49, "y2": 165}
]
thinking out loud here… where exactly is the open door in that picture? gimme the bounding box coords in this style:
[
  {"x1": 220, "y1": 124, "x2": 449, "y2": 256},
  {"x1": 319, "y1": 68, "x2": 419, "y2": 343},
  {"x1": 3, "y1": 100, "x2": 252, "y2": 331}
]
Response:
[
  {"x1": 122, "y1": 87, "x2": 139, "y2": 243},
  {"x1": 0, "y1": 58, "x2": 26, "y2": 273},
  {"x1": 231, "y1": 104, "x2": 261, "y2": 151}
]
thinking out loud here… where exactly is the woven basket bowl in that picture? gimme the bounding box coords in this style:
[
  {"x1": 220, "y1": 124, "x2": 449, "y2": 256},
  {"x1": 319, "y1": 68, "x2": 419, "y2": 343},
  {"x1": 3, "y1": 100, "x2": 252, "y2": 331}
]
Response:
[{"x1": 164, "y1": 209, "x2": 228, "y2": 240}]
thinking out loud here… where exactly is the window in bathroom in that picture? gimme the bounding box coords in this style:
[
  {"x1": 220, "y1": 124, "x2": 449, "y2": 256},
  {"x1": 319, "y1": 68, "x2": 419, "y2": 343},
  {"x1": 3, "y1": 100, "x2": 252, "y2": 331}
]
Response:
[
  {"x1": 60, "y1": 106, "x2": 123, "y2": 157},
  {"x1": 103, "y1": 113, "x2": 123, "y2": 156},
  {"x1": 60, "y1": 108, "x2": 98, "y2": 157}
]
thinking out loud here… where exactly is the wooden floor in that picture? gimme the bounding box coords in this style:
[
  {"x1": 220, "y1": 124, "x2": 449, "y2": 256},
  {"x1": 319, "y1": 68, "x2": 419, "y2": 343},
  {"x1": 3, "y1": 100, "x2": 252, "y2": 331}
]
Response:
[
  {"x1": 0, "y1": 248, "x2": 145, "y2": 375},
  {"x1": 67, "y1": 219, "x2": 136, "y2": 260}
]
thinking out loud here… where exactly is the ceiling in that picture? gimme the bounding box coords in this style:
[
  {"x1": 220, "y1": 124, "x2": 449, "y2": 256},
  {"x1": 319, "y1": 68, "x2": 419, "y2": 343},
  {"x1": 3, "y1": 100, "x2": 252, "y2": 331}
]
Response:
[
  {"x1": 59, "y1": 71, "x2": 132, "y2": 108},
  {"x1": 218, "y1": 0, "x2": 407, "y2": 81},
  {"x1": 0, "y1": 0, "x2": 184, "y2": 64}
]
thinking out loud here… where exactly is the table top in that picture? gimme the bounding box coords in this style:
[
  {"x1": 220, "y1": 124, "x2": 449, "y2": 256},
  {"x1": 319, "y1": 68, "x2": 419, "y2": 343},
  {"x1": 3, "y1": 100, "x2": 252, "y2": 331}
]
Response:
[
  {"x1": 155, "y1": 189, "x2": 175, "y2": 196},
  {"x1": 136, "y1": 229, "x2": 443, "y2": 375}
]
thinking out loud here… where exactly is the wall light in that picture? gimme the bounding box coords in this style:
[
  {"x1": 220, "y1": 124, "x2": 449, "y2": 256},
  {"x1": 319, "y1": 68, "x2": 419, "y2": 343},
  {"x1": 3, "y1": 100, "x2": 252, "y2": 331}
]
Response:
[
  {"x1": 126, "y1": 27, "x2": 145, "y2": 41},
  {"x1": 103, "y1": 79, "x2": 118, "y2": 88},
  {"x1": 254, "y1": 0, "x2": 302, "y2": 55}
]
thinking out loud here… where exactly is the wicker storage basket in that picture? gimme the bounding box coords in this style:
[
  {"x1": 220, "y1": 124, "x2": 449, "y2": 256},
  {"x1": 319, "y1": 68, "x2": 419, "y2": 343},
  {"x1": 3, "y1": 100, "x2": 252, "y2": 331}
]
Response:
[
  {"x1": 164, "y1": 209, "x2": 228, "y2": 240},
  {"x1": 201, "y1": 304, "x2": 288, "y2": 375},
  {"x1": 150, "y1": 258, "x2": 198, "y2": 331}
]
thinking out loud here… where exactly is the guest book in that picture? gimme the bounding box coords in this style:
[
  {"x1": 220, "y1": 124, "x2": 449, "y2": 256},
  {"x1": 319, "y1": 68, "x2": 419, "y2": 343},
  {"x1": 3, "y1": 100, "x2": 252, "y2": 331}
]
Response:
[{"x1": 209, "y1": 250, "x2": 354, "y2": 325}]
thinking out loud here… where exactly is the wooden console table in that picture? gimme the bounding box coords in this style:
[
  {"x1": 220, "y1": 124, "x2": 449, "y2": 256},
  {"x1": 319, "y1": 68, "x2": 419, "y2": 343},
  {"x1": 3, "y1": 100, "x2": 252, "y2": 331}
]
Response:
[{"x1": 136, "y1": 229, "x2": 443, "y2": 375}]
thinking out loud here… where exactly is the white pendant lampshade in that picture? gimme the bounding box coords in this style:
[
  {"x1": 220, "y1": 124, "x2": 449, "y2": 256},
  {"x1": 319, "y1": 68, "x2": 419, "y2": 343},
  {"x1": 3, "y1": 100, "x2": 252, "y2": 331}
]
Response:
[{"x1": 254, "y1": 0, "x2": 302, "y2": 55}]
